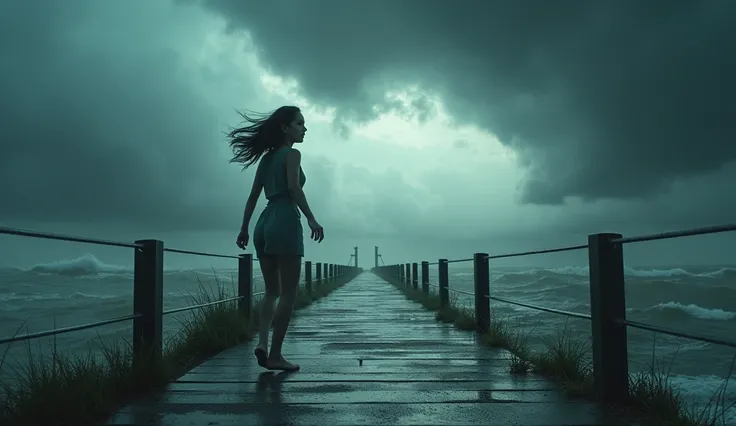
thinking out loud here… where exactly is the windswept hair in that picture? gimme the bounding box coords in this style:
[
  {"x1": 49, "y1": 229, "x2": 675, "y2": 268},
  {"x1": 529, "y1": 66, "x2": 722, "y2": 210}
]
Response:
[{"x1": 228, "y1": 106, "x2": 301, "y2": 169}]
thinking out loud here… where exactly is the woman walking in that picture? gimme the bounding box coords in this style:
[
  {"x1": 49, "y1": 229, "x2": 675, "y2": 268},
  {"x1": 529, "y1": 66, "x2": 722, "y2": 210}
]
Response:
[{"x1": 230, "y1": 106, "x2": 324, "y2": 372}]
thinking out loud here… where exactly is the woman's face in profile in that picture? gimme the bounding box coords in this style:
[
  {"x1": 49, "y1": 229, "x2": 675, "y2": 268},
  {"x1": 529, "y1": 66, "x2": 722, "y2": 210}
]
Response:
[{"x1": 284, "y1": 112, "x2": 306, "y2": 143}]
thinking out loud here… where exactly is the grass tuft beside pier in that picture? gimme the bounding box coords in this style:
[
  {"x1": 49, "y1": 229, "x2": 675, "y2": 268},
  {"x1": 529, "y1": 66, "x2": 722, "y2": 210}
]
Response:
[{"x1": 0, "y1": 273, "x2": 353, "y2": 426}]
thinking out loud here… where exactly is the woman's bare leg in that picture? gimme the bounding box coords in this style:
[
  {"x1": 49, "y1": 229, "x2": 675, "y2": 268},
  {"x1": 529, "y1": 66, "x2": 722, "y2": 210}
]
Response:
[
  {"x1": 268, "y1": 255, "x2": 301, "y2": 370},
  {"x1": 257, "y1": 256, "x2": 281, "y2": 351}
]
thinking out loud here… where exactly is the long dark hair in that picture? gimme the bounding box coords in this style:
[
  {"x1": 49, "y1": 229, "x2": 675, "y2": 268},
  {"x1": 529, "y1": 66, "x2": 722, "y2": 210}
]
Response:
[{"x1": 228, "y1": 106, "x2": 301, "y2": 169}]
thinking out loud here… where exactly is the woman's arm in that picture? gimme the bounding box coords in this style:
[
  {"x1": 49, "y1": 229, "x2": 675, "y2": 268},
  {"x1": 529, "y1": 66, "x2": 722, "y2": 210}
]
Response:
[
  {"x1": 240, "y1": 164, "x2": 264, "y2": 232},
  {"x1": 285, "y1": 149, "x2": 317, "y2": 222}
]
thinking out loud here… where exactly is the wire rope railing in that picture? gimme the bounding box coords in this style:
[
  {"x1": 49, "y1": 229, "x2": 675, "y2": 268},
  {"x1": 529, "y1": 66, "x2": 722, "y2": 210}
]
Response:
[
  {"x1": 0, "y1": 226, "x2": 360, "y2": 364},
  {"x1": 373, "y1": 222, "x2": 736, "y2": 402}
]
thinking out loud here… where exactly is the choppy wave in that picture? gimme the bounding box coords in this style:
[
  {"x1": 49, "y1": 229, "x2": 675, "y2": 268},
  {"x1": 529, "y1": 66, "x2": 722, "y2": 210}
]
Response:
[
  {"x1": 669, "y1": 374, "x2": 736, "y2": 425},
  {"x1": 0, "y1": 291, "x2": 122, "y2": 311},
  {"x1": 22, "y1": 254, "x2": 243, "y2": 279},
  {"x1": 646, "y1": 302, "x2": 736, "y2": 321},
  {"x1": 497, "y1": 265, "x2": 736, "y2": 279},
  {"x1": 29, "y1": 254, "x2": 129, "y2": 276},
  {"x1": 0, "y1": 292, "x2": 65, "y2": 302}
]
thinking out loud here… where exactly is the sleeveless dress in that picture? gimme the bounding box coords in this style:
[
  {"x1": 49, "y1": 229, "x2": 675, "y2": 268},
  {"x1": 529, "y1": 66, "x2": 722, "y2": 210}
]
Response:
[{"x1": 252, "y1": 146, "x2": 307, "y2": 257}]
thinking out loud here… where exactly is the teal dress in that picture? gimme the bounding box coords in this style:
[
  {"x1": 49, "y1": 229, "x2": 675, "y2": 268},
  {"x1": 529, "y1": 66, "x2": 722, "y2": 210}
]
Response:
[{"x1": 253, "y1": 147, "x2": 307, "y2": 257}]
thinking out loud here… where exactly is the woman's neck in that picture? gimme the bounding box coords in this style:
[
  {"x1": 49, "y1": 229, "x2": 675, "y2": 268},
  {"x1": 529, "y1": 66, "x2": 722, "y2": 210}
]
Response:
[{"x1": 276, "y1": 141, "x2": 294, "y2": 149}]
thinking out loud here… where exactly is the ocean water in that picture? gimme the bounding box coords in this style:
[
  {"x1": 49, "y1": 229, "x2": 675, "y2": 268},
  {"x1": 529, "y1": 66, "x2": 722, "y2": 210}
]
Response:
[{"x1": 0, "y1": 254, "x2": 734, "y2": 422}]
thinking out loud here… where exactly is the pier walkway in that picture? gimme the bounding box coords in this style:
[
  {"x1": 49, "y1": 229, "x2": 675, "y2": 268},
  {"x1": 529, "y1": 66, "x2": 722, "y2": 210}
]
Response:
[{"x1": 106, "y1": 272, "x2": 631, "y2": 426}]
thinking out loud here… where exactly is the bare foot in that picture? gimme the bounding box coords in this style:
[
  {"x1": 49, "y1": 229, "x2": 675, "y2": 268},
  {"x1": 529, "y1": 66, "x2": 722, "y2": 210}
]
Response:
[
  {"x1": 254, "y1": 345, "x2": 268, "y2": 368},
  {"x1": 267, "y1": 355, "x2": 300, "y2": 371}
]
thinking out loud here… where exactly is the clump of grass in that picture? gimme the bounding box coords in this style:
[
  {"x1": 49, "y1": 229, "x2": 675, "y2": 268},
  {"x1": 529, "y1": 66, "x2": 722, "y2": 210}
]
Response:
[
  {"x1": 481, "y1": 314, "x2": 536, "y2": 375},
  {"x1": 0, "y1": 270, "x2": 355, "y2": 426},
  {"x1": 509, "y1": 353, "x2": 533, "y2": 375},
  {"x1": 529, "y1": 321, "x2": 593, "y2": 397},
  {"x1": 679, "y1": 359, "x2": 735, "y2": 426},
  {"x1": 453, "y1": 308, "x2": 476, "y2": 331},
  {"x1": 483, "y1": 315, "x2": 515, "y2": 348},
  {"x1": 629, "y1": 356, "x2": 686, "y2": 424},
  {"x1": 0, "y1": 338, "x2": 174, "y2": 426},
  {"x1": 627, "y1": 341, "x2": 735, "y2": 426},
  {"x1": 411, "y1": 290, "x2": 442, "y2": 311},
  {"x1": 393, "y1": 282, "x2": 443, "y2": 311},
  {"x1": 166, "y1": 276, "x2": 254, "y2": 366},
  {"x1": 434, "y1": 305, "x2": 455, "y2": 322},
  {"x1": 435, "y1": 293, "x2": 466, "y2": 324}
]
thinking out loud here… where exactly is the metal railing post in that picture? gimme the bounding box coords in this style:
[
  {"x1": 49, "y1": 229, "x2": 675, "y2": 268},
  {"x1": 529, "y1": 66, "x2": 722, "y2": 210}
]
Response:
[
  {"x1": 238, "y1": 254, "x2": 253, "y2": 320},
  {"x1": 439, "y1": 259, "x2": 449, "y2": 308},
  {"x1": 133, "y1": 239, "x2": 164, "y2": 366},
  {"x1": 473, "y1": 253, "x2": 490, "y2": 333},
  {"x1": 588, "y1": 233, "x2": 629, "y2": 401},
  {"x1": 305, "y1": 261, "x2": 312, "y2": 295},
  {"x1": 421, "y1": 261, "x2": 429, "y2": 293}
]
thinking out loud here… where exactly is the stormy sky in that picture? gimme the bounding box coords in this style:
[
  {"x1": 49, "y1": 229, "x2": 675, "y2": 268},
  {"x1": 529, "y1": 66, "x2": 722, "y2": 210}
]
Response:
[{"x1": 1, "y1": 0, "x2": 734, "y2": 269}]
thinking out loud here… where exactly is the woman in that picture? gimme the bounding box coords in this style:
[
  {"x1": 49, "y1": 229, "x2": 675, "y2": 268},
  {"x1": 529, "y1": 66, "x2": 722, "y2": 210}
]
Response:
[{"x1": 230, "y1": 106, "x2": 324, "y2": 371}]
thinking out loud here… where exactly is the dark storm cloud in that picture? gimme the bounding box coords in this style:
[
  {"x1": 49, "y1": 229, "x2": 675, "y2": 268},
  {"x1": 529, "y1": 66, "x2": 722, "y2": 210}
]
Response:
[
  {"x1": 203, "y1": 0, "x2": 736, "y2": 205},
  {"x1": 0, "y1": 0, "x2": 245, "y2": 230}
]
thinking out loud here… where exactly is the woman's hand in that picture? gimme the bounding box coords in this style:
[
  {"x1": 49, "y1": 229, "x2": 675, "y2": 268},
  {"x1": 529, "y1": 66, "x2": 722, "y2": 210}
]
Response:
[
  {"x1": 308, "y1": 218, "x2": 324, "y2": 243},
  {"x1": 236, "y1": 230, "x2": 249, "y2": 249}
]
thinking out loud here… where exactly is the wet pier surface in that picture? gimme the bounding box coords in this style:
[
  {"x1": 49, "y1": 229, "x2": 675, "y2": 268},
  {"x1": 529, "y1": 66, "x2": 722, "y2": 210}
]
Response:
[{"x1": 106, "y1": 272, "x2": 635, "y2": 425}]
